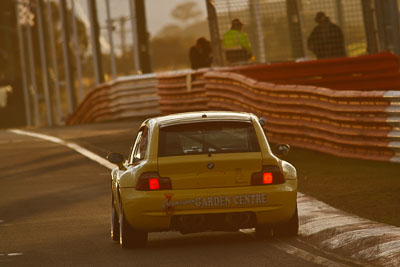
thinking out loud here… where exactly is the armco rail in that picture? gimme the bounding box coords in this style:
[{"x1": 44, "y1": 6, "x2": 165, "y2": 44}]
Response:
[
  {"x1": 228, "y1": 51, "x2": 400, "y2": 91},
  {"x1": 67, "y1": 74, "x2": 160, "y2": 125},
  {"x1": 68, "y1": 53, "x2": 400, "y2": 162},
  {"x1": 156, "y1": 54, "x2": 400, "y2": 163},
  {"x1": 157, "y1": 69, "x2": 208, "y2": 114},
  {"x1": 204, "y1": 71, "x2": 400, "y2": 162}
]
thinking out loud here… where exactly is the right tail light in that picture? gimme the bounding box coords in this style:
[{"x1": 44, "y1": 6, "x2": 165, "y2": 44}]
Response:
[{"x1": 251, "y1": 165, "x2": 285, "y2": 185}]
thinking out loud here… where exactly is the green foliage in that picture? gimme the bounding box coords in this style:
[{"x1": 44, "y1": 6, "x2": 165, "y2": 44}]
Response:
[{"x1": 171, "y1": 1, "x2": 203, "y2": 25}]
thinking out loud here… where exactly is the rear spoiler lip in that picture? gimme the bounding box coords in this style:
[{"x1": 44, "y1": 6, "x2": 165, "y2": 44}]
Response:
[{"x1": 158, "y1": 119, "x2": 253, "y2": 128}]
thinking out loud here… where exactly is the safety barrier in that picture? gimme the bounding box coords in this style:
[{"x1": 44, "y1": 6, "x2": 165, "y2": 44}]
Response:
[
  {"x1": 204, "y1": 71, "x2": 400, "y2": 163},
  {"x1": 68, "y1": 53, "x2": 400, "y2": 162},
  {"x1": 156, "y1": 53, "x2": 400, "y2": 163},
  {"x1": 228, "y1": 51, "x2": 400, "y2": 91},
  {"x1": 157, "y1": 69, "x2": 208, "y2": 114},
  {"x1": 66, "y1": 74, "x2": 160, "y2": 125}
]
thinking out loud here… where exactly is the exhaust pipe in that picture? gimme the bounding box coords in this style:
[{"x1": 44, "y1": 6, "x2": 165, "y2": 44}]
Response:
[
  {"x1": 179, "y1": 214, "x2": 206, "y2": 233},
  {"x1": 225, "y1": 212, "x2": 251, "y2": 229}
]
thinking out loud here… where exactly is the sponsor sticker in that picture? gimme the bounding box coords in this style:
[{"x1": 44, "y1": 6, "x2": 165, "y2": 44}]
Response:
[{"x1": 161, "y1": 193, "x2": 267, "y2": 214}]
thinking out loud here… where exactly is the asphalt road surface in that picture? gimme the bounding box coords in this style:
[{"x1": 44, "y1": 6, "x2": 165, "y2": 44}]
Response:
[{"x1": 0, "y1": 120, "x2": 360, "y2": 266}]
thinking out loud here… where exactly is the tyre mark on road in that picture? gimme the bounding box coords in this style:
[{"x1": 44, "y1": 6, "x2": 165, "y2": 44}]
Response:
[
  {"x1": 271, "y1": 241, "x2": 348, "y2": 267},
  {"x1": 298, "y1": 193, "x2": 400, "y2": 266},
  {"x1": 239, "y1": 229, "x2": 349, "y2": 267}
]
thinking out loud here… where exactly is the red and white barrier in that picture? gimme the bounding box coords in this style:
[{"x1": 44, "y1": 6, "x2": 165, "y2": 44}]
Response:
[{"x1": 68, "y1": 53, "x2": 400, "y2": 162}]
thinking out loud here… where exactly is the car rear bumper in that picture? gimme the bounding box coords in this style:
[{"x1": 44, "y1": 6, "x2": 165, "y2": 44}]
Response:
[{"x1": 120, "y1": 180, "x2": 297, "y2": 232}]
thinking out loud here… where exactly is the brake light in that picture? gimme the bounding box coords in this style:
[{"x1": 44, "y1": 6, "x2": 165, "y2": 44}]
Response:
[
  {"x1": 263, "y1": 173, "x2": 273, "y2": 184},
  {"x1": 136, "y1": 172, "x2": 172, "y2": 191},
  {"x1": 251, "y1": 166, "x2": 285, "y2": 185},
  {"x1": 148, "y1": 178, "x2": 160, "y2": 190}
]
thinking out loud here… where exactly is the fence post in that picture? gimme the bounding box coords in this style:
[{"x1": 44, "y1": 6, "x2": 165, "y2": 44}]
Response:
[
  {"x1": 47, "y1": 0, "x2": 63, "y2": 125},
  {"x1": 15, "y1": 0, "x2": 32, "y2": 127},
  {"x1": 88, "y1": 0, "x2": 104, "y2": 84},
  {"x1": 59, "y1": 0, "x2": 76, "y2": 114},
  {"x1": 104, "y1": 0, "x2": 117, "y2": 79},
  {"x1": 384, "y1": 0, "x2": 400, "y2": 55},
  {"x1": 361, "y1": 0, "x2": 380, "y2": 54},
  {"x1": 129, "y1": 0, "x2": 141, "y2": 74},
  {"x1": 206, "y1": 0, "x2": 224, "y2": 66},
  {"x1": 71, "y1": 0, "x2": 84, "y2": 101},
  {"x1": 26, "y1": 8, "x2": 40, "y2": 126},
  {"x1": 374, "y1": 0, "x2": 400, "y2": 55},
  {"x1": 250, "y1": 0, "x2": 267, "y2": 63},
  {"x1": 36, "y1": 0, "x2": 53, "y2": 126},
  {"x1": 286, "y1": 0, "x2": 306, "y2": 59},
  {"x1": 135, "y1": 0, "x2": 152, "y2": 74},
  {"x1": 335, "y1": 0, "x2": 344, "y2": 29}
]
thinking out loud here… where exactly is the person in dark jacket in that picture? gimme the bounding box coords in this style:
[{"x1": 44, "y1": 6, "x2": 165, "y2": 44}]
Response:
[
  {"x1": 307, "y1": 12, "x2": 346, "y2": 59},
  {"x1": 189, "y1": 37, "x2": 212, "y2": 69}
]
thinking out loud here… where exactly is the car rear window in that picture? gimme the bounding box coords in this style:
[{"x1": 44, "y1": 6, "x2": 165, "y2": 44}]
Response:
[{"x1": 158, "y1": 121, "x2": 260, "y2": 157}]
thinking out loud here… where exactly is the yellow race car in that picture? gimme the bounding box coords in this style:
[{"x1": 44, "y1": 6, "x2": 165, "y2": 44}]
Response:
[{"x1": 107, "y1": 111, "x2": 298, "y2": 248}]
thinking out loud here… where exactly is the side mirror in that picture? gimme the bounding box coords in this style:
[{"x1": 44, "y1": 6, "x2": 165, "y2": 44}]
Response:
[
  {"x1": 107, "y1": 152, "x2": 126, "y2": 170},
  {"x1": 274, "y1": 144, "x2": 290, "y2": 157},
  {"x1": 259, "y1": 117, "x2": 267, "y2": 127}
]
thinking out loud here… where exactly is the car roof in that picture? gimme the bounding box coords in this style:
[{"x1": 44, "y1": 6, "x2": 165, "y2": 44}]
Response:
[{"x1": 150, "y1": 111, "x2": 255, "y2": 127}]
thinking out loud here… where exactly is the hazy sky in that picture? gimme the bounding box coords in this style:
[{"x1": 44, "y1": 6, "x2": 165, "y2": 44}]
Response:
[
  {"x1": 77, "y1": 0, "x2": 207, "y2": 36},
  {"x1": 145, "y1": 0, "x2": 207, "y2": 35},
  {"x1": 75, "y1": 0, "x2": 207, "y2": 52}
]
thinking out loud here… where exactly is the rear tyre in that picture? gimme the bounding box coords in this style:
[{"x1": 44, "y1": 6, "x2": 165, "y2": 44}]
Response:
[
  {"x1": 111, "y1": 194, "x2": 120, "y2": 241},
  {"x1": 119, "y1": 201, "x2": 148, "y2": 249},
  {"x1": 274, "y1": 206, "x2": 299, "y2": 237}
]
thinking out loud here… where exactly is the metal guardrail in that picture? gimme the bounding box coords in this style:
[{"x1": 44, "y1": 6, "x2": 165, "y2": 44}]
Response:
[
  {"x1": 68, "y1": 54, "x2": 400, "y2": 163},
  {"x1": 226, "y1": 52, "x2": 400, "y2": 91},
  {"x1": 157, "y1": 69, "x2": 208, "y2": 114},
  {"x1": 204, "y1": 71, "x2": 400, "y2": 163},
  {"x1": 156, "y1": 54, "x2": 400, "y2": 163},
  {"x1": 66, "y1": 74, "x2": 160, "y2": 125}
]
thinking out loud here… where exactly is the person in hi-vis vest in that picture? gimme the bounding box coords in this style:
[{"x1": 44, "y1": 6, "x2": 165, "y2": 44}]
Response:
[{"x1": 222, "y1": 18, "x2": 252, "y2": 64}]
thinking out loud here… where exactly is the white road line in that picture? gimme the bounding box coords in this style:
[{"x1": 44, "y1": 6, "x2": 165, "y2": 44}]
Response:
[
  {"x1": 9, "y1": 129, "x2": 400, "y2": 266},
  {"x1": 8, "y1": 129, "x2": 345, "y2": 266},
  {"x1": 7, "y1": 253, "x2": 23, "y2": 257},
  {"x1": 9, "y1": 129, "x2": 115, "y2": 170}
]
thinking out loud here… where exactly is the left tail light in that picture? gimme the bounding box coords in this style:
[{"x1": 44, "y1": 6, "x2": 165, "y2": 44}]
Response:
[
  {"x1": 136, "y1": 172, "x2": 172, "y2": 191},
  {"x1": 251, "y1": 165, "x2": 285, "y2": 185}
]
